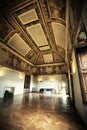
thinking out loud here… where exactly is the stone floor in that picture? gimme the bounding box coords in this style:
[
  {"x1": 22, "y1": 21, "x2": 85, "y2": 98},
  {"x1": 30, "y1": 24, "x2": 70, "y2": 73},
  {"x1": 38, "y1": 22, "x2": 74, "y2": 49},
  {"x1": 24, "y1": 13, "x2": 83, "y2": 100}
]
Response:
[{"x1": 0, "y1": 93, "x2": 86, "y2": 130}]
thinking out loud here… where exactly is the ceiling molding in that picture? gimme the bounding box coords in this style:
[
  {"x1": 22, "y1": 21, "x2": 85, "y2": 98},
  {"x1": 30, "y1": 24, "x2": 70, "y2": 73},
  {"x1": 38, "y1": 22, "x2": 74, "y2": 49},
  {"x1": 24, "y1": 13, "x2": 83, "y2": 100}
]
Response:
[{"x1": 0, "y1": 0, "x2": 67, "y2": 69}]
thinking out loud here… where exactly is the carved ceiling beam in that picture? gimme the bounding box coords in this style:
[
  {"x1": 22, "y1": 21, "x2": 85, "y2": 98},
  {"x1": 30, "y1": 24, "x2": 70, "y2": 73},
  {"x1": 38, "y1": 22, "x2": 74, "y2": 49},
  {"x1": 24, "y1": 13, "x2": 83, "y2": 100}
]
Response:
[{"x1": 36, "y1": 62, "x2": 66, "y2": 67}]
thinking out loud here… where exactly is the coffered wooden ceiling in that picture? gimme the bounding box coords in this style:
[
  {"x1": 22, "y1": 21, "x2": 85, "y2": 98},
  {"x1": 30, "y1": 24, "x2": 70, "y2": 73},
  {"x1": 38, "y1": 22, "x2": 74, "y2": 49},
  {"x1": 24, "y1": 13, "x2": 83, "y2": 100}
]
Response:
[{"x1": 0, "y1": 0, "x2": 68, "y2": 74}]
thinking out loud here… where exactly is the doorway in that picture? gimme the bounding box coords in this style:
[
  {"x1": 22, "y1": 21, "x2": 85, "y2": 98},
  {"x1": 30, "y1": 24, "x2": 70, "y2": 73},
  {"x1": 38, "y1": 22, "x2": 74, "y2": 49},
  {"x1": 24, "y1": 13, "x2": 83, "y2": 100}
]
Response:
[{"x1": 24, "y1": 75, "x2": 30, "y2": 93}]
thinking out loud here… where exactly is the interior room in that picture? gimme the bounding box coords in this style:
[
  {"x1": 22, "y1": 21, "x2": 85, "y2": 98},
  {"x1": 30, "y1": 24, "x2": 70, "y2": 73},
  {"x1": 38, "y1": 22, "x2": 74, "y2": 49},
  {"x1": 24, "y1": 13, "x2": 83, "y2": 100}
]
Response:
[{"x1": 0, "y1": 0, "x2": 87, "y2": 130}]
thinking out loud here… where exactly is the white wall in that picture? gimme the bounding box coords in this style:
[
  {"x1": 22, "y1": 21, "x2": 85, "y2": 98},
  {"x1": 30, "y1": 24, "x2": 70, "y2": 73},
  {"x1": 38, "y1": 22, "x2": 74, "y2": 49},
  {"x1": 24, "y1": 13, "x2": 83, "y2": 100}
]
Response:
[
  {"x1": 0, "y1": 67, "x2": 25, "y2": 98},
  {"x1": 30, "y1": 74, "x2": 68, "y2": 94}
]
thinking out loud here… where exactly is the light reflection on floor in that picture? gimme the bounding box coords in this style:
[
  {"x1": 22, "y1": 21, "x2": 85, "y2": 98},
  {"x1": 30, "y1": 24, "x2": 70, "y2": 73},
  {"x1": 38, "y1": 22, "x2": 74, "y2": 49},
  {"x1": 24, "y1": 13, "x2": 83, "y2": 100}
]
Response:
[{"x1": 0, "y1": 93, "x2": 86, "y2": 130}]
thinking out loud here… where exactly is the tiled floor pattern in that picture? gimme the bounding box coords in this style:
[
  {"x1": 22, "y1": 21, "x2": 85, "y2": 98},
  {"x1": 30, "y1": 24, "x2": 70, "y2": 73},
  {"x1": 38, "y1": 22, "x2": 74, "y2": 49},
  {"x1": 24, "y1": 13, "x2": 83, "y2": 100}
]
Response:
[{"x1": 0, "y1": 93, "x2": 86, "y2": 130}]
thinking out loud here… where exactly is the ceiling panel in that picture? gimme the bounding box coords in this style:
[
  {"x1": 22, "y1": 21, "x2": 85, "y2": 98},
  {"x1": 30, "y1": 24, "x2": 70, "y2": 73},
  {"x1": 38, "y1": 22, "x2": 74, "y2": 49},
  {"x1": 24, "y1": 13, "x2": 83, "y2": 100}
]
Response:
[
  {"x1": 39, "y1": 46, "x2": 50, "y2": 50},
  {"x1": 52, "y1": 22, "x2": 65, "y2": 48},
  {"x1": 7, "y1": 33, "x2": 31, "y2": 56},
  {"x1": 18, "y1": 9, "x2": 38, "y2": 25},
  {"x1": 26, "y1": 23, "x2": 49, "y2": 46},
  {"x1": 0, "y1": 0, "x2": 68, "y2": 73},
  {"x1": 43, "y1": 54, "x2": 53, "y2": 63}
]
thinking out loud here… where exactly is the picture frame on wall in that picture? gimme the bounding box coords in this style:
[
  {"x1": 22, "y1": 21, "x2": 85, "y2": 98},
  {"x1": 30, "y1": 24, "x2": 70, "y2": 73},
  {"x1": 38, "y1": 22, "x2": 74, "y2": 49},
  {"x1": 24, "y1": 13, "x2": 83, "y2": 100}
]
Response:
[
  {"x1": 82, "y1": 73, "x2": 87, "y2": 92},
  {"x1": 82, "y1": 73, "x2": 87, "y2": 102},
  {"x1": 78, "y1": 52, "x2": 87, "y2": 70},
  {"x1": 78, "y1": 51, "x2": 87, "y2": 102}
]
